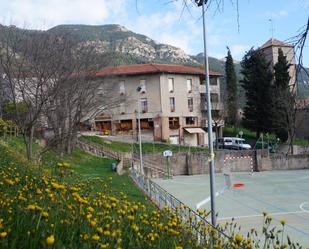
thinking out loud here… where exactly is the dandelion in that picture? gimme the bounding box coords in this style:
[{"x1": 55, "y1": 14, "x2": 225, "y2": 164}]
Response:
[
  {"x1": 42, "y1": 212, "x2": 49, "y2": 218},
  {"x1": 46, "y1": 235, "x2": 55, "y2": 246},
  {"x1": 27, "y1": 204, "x2": 36, "y2": 211},
  {"x1": 5, "y1": 179, "x2": 14, "y2": 186},
  {"x1": 100, "y1": 243, "x2": 109, "y2": 249},
  {"x1": 127, "y1": 215, "x2": 134, "y2": 221},
  {"x1": 91, "y1": 234, "x2": 100, "y2": 241},
  {"x1": 0, "y1": 232, "x2": 7, "y2": 239},
  {"x1": 90, "y1": 220, "x2": 97, "y2": 227},
  {"x1": 235, "y1": 233, "x2": 243, "y2": 243},
  {"x1": 280, "y1": 219, "x2": 286, "y2": 226}
]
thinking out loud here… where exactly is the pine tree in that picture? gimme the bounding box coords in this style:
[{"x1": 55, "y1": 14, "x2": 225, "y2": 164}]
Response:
[
  {"x1": 225, "y1": 47, "x2": 238, "y2": 125},
  {"x1": 240, "y1": 48, "x2": 273, "y2": 137},
  {"x1": 272, "y1": 48, "x2": 292, "y2": 142}
]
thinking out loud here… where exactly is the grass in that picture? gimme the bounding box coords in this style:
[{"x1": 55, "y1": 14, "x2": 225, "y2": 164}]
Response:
[
  {"x1": 42, "y1": 148, "x2": 153, "y2": 208},
  {"x1": 4, "y1": 136, "x2": 153, "y2": 208},
  {"x1": 293, "y1": 138, "x2": 309, "y2": 147},
  {"x1": 80, "y1": 135, "x2": 207, "y2": 154}
]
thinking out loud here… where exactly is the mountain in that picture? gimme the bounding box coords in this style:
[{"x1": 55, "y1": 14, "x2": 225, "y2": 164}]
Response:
[{"x1": 48, "y1": 24, "x2": 198, "y2": 65}]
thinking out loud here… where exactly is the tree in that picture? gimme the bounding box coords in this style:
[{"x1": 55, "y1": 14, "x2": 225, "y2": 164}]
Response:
[
  {"x1": 43, "y1": 48, "x2": 126, "y2": 154},
  {"x1": 0, "y1": 26, "x2": 77, "y2": 160},
  {"x1": 240, "y1": 48, "x2": 273, "y2": 138},
  {"x1": 225, "y1": 47, "x2": 238, "y2": 125},
  {"x1": 272, "y1": 48, "x2": 291, "y2": 141}
]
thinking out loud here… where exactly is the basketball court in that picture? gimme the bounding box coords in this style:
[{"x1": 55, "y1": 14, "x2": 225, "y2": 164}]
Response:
[{"x1": 153, "y1": 169, "x2": 309, "y2": 247}]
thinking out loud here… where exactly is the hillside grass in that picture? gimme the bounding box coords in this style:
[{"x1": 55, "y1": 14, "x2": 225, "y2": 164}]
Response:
[
  {"x1": 4, "y1": 137, "x2": 152, "y2": 208},
  {"x1": 1, "y1": 137, "x2": 198, "y2": 248},
  {"x1": 80, "y1": 135, "x2": 207, "y2": 154}
]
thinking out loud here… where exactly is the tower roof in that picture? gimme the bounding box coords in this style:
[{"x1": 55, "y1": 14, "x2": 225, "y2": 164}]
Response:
[{"x1": 260, "y1": 38, "x2": 293, "y2": 50}]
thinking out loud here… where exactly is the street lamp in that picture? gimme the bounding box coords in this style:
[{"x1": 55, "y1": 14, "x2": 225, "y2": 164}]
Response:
[
  {"x1": 195, "y1": 0, "x2": 217, "y2": 226},
  {"x1": 136, "y1": 86, "x2": 144, "y2": 175}
]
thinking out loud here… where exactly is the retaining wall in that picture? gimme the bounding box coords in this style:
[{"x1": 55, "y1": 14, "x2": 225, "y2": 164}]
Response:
[
  {"x1": 257, "y1": 152, "x2": 309, "y2": 171},
  {"x1": 142, "y1": 150, "x2": 256, "y2": 177}
]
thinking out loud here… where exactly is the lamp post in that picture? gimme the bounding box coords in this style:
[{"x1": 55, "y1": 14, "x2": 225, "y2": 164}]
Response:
[
  {"x1": 136, "y1": 86, "x2": 144, "y2": 175},
  {"x1": 195, "y1": 0, "x2": 216, "y2": 226}
]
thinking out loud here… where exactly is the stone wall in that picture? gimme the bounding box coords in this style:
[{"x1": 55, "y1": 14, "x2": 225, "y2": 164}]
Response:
[
  {"x1": 143, "y1": 149, "x2": 309, "y2": 178},
  {"x1": 258, "y1": 152, "x2": 309, "y2": 171},
  {"x1": 142, "y1": 150, "x2": 257, "y2": 177}
]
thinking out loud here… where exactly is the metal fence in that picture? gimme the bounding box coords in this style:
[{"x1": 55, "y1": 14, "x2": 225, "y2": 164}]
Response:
[{"x1": 129, "y1": 168, "x2": 232, "y2": 246}]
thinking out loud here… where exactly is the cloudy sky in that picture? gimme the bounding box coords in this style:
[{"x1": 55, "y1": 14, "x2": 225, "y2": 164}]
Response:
[{"x1": 0, "y1": 0, "x2": 308, "y2": 65}]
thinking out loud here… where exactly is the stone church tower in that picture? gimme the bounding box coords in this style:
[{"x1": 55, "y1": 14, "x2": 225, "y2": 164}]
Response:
[{"x1": 259, "y1": 38, "x2": 296, "y2": 90}]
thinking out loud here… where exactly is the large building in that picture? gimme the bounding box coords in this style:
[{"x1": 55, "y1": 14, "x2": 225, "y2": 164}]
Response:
[
  {"x1": 91, "y1": 64, "x2": 223, "y2": 146},
  {"x1": 259, "y1": 38, "x2": 296, "y2": 88}
]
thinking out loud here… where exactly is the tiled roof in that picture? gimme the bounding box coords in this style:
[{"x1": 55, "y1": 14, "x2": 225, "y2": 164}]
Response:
[
  {"x1": 260, "y1": 38, "x2": 293, "y2": 50},
  {"x1": 95, "y1": 63, "x2": 222, "y2": 77}
]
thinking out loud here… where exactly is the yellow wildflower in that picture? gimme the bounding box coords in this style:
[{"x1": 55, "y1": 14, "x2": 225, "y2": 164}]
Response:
[
  {"x1": 0, "y1": 232, "x2": 7, "y2": 239},
  {"x1": 27, "y1": 204, "x2": 36, "y2": 211},
  {"x1": 5, "y1": 179, "x2": 14, "y2": 186},
  {"x1": 46, "y1": 235, "x2": 55, "y2": 246},
  {"x1": 91, "y1": 234, "x2": 100, "y2": 241},
  {"x1": 235, "y1": 234, "x2": 243, "y2": 243},
  {"x1": 42, "y1": 212, "x2": 49, "y2": 218}
]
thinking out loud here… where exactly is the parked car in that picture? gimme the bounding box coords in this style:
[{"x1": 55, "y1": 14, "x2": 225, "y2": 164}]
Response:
[
  {"x1": 215, "y1": 137, "x2": 233, "y2": 149},
  {"x1": 231, "y1": 137, "x2": 252, "y2": 150},
  {"x1": 215, "y1": 137, "x2": 251, "y2": 150}
]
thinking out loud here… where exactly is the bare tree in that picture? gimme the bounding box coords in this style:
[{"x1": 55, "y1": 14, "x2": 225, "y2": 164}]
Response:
[
  {"x1": 43, "y1": 48, "x2": 126, "y2": 154},
  {"x1": 0, "y1": 26, "x2": 74, "y2": 160}
]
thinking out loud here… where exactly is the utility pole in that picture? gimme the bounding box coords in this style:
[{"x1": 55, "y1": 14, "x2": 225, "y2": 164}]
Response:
[
  {"x1": 136, "y1": 86, "x2": 144, "y2": 175},
  {"x1": 195, "y1": 0, "x2": 216, "y2": 226}
]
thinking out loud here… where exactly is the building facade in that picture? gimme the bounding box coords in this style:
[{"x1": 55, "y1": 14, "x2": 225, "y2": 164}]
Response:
[
  {"x1": 259, "y1": 38, "x2": 296, "y2": 88},
  {"x1": 92, "y1": 64, "x2": 223, "y2": 146}
]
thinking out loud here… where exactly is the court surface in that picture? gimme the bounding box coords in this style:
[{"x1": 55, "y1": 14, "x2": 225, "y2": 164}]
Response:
[{"x1": 153, "y1": 170, "x2": 309, "y2": 247}]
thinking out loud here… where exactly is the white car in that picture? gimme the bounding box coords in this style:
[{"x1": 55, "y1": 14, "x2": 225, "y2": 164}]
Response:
[
  {"x1": 217, "y1": 137, "x2": 251, "y2": 150},
  {"x1": 230, "y1": 137, "x2": 252, "y2": 150}
]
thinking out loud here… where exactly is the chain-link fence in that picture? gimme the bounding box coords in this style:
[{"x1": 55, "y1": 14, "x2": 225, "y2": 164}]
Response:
[{"x1": 129, "y1": 168, "x2": 232, "y2": 247}]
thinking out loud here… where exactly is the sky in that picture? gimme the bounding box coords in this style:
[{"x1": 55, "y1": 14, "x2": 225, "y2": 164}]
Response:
[{"x1": 0, "y1": 0, "x2": 308, "y2": 66}]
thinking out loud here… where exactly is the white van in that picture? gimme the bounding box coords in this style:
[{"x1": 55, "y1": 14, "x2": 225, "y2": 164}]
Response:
[
  {"x1": 217, "y1": 137, "x2": 251, "y2": 150},
  {"x1": 230, "y1": 137, "x2": 251, "y2": 150}
]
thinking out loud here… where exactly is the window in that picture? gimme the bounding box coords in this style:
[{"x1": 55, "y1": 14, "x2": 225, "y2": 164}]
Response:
[
  {"x1": 210, "y1": 77, "x2": 217, "y2": 85},
  {"x1": 188, "y1": 97, "x2": 193, "y2": 112},
  {"x1": 169, "y1": 97, "x2": 175, "y2": 112},
  {"x1": 120, "y1": 103, "x2": 125, "y2": 114},
  {"x1": 141, "y1": 98, "x2": 148, "y2": 113},
  {"x1": 211, "y1": 110, "x2": 220, "y2": 119},
  {"x1": 168, "y1": 78, "x2": 174, "y2": 93},
  {"x1": 187, "y1": 79, "x2": 192, "y2": 93},
  {"x1": 140, "y1": 79, "x2": 146, "y2": 93},
  {"x1": 169, "y1": 117, "x2": 179, "y2": 129},
  {"x1": 210, "y1": 93, "x2": 219, "y2": 103},
  {"x1": 186, "y1": 117, "x2": 196, "y2": 125},
  {"x1": 119, "y1": 80, "x2": 125, "y2": 94}
]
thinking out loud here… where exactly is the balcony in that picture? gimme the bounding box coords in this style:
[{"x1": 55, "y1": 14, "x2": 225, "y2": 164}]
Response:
[{"x1": 200, "y1": 95, "x2": 223, "y2": 111}]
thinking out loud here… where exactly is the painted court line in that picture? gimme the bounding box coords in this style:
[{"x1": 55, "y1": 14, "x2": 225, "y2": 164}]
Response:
[
  {"x1": 217, "y1": 210, "x2": 306, "y2": 221},
  {"x1": 299, "y1": 202, "x2": 309, "y2": 213},
  {"x1": 196, "y1": 187, "x2": 227, "y2": 209}
]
